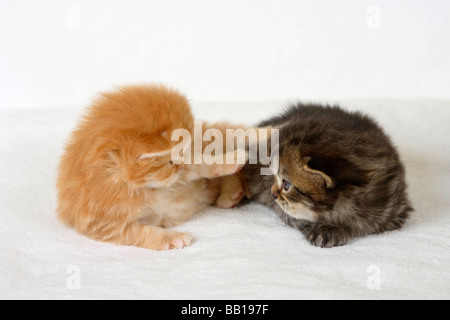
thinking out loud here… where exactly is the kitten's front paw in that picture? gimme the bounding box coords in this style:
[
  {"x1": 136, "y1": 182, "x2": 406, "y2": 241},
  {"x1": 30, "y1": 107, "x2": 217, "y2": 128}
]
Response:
[
  {"x1": 303, "y1": 225, "x2": 349, "y2": 248},
  {"x1": 213, "y1": 150, "x2": 248, "y2": 177},
  {"x1": 160, "y1": 231, "x2": 193, "y2": 250},
  {"x1": 216, "y1": 189, "x2": 244, "y2": 209}
]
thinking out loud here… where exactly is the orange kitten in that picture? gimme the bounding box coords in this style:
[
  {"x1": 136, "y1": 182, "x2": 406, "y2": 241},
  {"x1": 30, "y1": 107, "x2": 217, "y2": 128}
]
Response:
[{"x1": 57, "y1": 84, "x2": 247, "y2": 250}]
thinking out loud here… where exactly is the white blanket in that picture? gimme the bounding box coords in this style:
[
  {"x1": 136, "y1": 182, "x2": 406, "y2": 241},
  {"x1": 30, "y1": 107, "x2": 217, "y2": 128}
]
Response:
[{"x1": 0, "y1": 99, "x2": 449, "y2": 299}]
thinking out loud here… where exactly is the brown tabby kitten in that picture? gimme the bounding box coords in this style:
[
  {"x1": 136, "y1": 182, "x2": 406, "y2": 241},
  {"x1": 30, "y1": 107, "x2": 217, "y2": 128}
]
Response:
[{"x1": 244, "y1": 103, "x2": 412, "y2": 248}]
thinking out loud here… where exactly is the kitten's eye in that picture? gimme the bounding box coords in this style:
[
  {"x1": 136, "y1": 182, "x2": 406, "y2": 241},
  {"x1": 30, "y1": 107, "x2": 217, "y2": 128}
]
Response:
[
  {"x1": 168, "y1": 160, "x2": 174, "y2": 167},
  {"x1": 282, "y1": 179, "x2": 292, "y2": 191}
]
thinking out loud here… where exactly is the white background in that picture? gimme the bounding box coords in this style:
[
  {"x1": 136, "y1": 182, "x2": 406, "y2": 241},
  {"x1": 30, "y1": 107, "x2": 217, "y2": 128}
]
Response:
[
  {"x1": 1, "y1": 0, "x2": 449, "y2": 110},
  {"x1": 1, "y1": 1, "x2": 450, "y2": 300}
]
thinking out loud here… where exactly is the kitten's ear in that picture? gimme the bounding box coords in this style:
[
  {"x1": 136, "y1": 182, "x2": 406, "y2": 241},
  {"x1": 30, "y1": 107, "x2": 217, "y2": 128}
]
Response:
[
  {"x1": 303, "y1": 157, "x2": 335, "y2": 188},
  {"x1": 138, "y1": 149, "x2": 172, "y2": 160},
  {"x1": 305, "y1": 156, "x2": 374, "y2": 188}
]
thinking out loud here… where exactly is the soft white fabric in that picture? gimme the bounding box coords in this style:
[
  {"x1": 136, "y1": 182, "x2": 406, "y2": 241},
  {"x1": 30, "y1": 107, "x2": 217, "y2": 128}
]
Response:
[{"x1": 0, "y1": 99, "x2": 449, "y2": 299}]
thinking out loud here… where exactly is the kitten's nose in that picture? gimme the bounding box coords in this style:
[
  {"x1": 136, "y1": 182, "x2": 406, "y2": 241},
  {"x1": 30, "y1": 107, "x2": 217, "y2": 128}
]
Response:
[
  {"x1": 271, "y1": 185, "x2": 280, "y2": 199},
  {"x1": 176, "y1": 163, "x2": 184, "y2": 170}
]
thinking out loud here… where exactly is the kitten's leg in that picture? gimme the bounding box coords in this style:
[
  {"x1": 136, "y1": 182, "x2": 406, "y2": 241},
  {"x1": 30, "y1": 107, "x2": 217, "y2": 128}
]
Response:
[
  {"x1": 135, "y1": 224, "x2": 193, "y2": 250},
  {"x1": 180, "y1": 121, "x2": 260, "y2": 183},
  {"x1": 88, "y1": 220, "x2": 193, "y2": 250},
  {"x1": 181, "y1": 149, "x2": 248, "y2": 182},
  {"x1": 208, "y1": 149, "x2": 248, "y2": 178},
  {"x1": 215, "y1": 173, "x2": 246, "y2": 209},
  {"x1": 300, "y1": 223, "x2": 351, "y2": 248}
]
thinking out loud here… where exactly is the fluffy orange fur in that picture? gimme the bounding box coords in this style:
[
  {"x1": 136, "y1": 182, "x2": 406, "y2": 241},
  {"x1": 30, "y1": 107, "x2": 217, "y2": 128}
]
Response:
[{"x1": 57, "y1": 84, "x2": 247, "y2": 250}]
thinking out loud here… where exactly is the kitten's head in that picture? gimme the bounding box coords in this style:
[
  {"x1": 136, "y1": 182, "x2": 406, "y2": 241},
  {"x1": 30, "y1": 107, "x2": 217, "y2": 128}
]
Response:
[
  {"x1": 130, "y1": 134, "x2": 185, "y2": 189},
  {"x1": 271, "y1": 145, "x2": 372, "y2": 222},
  {"x1": 95, "y1": 85, "x2": 194, "y2": 188}
]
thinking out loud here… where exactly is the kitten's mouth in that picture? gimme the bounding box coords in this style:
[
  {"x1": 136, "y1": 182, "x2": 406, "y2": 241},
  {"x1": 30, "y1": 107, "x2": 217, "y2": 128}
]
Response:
[
  {"x1": 166, "y1": 173, "x2": 180, "y2": 186},
  {"x1": 275, "y1": 197, "x2": 289, "y2": 211},
  {"x1": 276, "y1": 197, "x2": 318, "y2": 222},
  {"x1": 277, "y1": 200, "x2": 292, "y2": 216}
]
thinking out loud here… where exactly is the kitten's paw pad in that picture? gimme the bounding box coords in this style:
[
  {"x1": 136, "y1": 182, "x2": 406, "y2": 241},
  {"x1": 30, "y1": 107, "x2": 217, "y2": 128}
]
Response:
[
  {"x1": 304, "y1": 226, "x2": 349, "y2": 248},
  {"x1": 216, "y1": 191, "x2": 244, "y2": 209},
  {"x1": 160, "y1": 232, "x2": 193, "y2": 250}
]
